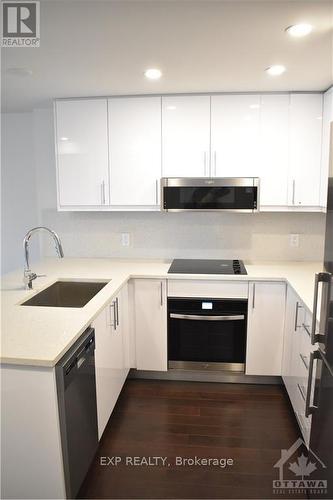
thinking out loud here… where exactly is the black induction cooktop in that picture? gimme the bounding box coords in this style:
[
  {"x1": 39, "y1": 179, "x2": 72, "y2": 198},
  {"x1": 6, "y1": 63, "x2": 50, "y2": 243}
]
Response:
[{"x1": 168, "y1": 259, "x2": 247, "y2": 275}]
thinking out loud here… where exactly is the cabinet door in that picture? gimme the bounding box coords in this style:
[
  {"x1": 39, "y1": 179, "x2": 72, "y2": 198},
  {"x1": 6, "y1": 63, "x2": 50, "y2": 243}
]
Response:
[
  {"x1": 55, "y1": 99, "x2": 109, "y2": 207},
  {"x1": 289, "y1": 94, "x2": 323, "y2": 207},
  {"x1": 134, "y1": 279, "x2": 167, "y2": 371},
  {"x1": 211, "y1": 95, "x2": 260, "y2": 177},
  {"x1": 246, "y1": 282, "x2": 286, "y2": 376},
  {"x1": 320, "y1": 88, "x2": 333, "y2": 207},
  {"x1": 162, "y1": 96, "x2": 210, "y2": 177},
  {"x1": 259, "y1": 95, "x2": 289, "y2": 206},
  {"x1": 93, "y1": 290, "x2": 128, "y2": 440},
  {"x1": 282, "y1": 286, "x2": 299, "y2": 393},
  {"x1": 108, "y1": 97, "x2": 161, "y2": 206}
]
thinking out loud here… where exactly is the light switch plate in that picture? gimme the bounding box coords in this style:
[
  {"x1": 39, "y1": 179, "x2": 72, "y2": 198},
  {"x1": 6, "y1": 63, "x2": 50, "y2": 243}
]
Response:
[
  {"x1": 121, "y1": 233, "x2": 130, "y2": 247},
  {"x1": 289, "y1": 234, "x2": 300, "y2": 248}
]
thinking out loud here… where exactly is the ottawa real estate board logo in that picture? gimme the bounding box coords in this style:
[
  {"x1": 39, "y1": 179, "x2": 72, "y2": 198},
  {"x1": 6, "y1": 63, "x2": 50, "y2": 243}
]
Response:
[
  {"x1": 1, "y1": 1, "x2": 40, "y2": 47},
  {"x1": 273, "y1": 438, "x2": 327, "y2": 495}
]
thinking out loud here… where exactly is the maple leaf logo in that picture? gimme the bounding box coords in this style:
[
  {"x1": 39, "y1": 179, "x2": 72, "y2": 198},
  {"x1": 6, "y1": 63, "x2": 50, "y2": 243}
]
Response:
[{"x1": 289, "y1": 454, "x2": 317, "y2": 478}]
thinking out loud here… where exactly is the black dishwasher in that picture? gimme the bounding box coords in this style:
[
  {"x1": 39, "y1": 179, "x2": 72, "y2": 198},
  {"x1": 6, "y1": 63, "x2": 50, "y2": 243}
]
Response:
[{"x1": 56, "y1": 327, "x2": 98, "y2": 499}]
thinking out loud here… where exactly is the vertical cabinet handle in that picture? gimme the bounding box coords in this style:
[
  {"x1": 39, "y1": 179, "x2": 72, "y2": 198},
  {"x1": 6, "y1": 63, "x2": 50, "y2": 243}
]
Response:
[
  {"x1": 294, "y1": 302, "x2": 302, "y2": 331},
  {"x1": 252, "y1": 283, "x2": 256, "y2": 309},
  {"x1": 203, "y1": 152, "x2": 207, "y2": 176},
  {"x1": 101, "y1": 181, "x2": 106, "y2": 205},
  {"x1": 213, "y1": 151, "x2": 217, "y2": 177},
  {"x1": 292, "y1": 179, "x2": 296, "y2": 205},
  {"x1": 155, "y1": 180, "x2": 159, "y2": 205},
  {"x1": 160, "y1": 281, "x2": 163, "y2": 307},
  {"x1": 109, "y1": 301, "x2": 116, "y2": 330},
  {"x1": 116, "y1": 297, "x2": 119, "y2": 326}
]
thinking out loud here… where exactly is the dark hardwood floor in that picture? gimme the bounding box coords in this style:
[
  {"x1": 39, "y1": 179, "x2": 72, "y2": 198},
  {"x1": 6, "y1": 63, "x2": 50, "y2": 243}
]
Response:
[{"x1": 79, "y1": 379, "x2": 306, "y2": 500}]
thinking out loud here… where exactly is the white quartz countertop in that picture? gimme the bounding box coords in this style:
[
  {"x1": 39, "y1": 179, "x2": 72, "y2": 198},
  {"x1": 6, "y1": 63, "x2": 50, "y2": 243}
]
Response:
[{"x1": 1, "y1": 258, "x2": 323, "y2": 367}]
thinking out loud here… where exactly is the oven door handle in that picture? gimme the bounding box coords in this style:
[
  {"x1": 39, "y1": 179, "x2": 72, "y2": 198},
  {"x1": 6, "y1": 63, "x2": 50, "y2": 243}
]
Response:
[{"x1": 169, "y1": 313, "x2": 245, "y2": 321}]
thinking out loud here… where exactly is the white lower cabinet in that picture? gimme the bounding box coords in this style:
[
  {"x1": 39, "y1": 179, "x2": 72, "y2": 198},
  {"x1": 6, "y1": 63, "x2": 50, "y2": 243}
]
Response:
[
  {"x1": 246, "y1": 282, "x2": 286, "y2": 376},
  {"x1": 134, "y1": 279, "x2": 168, "y2": 371},
  {"x1": 93, "y1": 285, "x2": 129, "y2": 439},
  {"x1": 282, "y1": 285, "x2": 313, "y2": 446}
]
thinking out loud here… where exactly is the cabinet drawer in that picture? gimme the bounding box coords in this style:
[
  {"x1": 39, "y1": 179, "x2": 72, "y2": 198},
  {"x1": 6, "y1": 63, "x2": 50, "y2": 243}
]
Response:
[{"x1": 167, "y1": 280, "x2": 248, "y2": 299}]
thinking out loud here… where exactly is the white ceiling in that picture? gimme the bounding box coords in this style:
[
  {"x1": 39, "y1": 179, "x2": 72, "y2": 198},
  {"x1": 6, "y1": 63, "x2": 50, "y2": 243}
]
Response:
[{"x1": 2, "y1": 0, "x2": 333, "y2": 112}]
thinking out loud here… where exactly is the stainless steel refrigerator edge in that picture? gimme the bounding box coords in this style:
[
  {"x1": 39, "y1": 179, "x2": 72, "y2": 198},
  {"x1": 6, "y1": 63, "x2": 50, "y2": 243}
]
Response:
[{"x1": 307, "y1": 124, "x2": 333, "y2": 498}]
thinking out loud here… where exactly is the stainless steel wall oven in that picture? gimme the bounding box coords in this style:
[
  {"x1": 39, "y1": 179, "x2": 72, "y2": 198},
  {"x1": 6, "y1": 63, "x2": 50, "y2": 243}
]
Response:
[{"x1": 168, "y1": 297, "x2": 247, "y2": 372}]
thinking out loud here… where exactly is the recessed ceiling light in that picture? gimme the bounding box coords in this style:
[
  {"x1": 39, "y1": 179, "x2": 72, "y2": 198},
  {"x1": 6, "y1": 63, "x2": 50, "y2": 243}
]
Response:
[
  {"x1": 166, "y1": 105, "x2": 177, "y2": 110},
  {"x1": 60, "y1": 137, "x2": 69, "y2": 141},
  {"x1": 249, "y1": 104, "x2": 260, "y2": 109},
  {"x1": 6, "y1": 67, "x2": 33, "y2": 77},
  {"x1": 286, "y1": 23, "x2": 313, "y2": 37},
  {"x1": 266, "y1": 65, "x2": 286, "y2": 76},
  {"x1": 144, "y1": 68, "x2": 162, "y2": 80}
]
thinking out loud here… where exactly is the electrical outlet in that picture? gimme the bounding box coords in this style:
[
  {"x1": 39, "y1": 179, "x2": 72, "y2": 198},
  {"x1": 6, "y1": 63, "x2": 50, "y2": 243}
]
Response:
[
  {"x1": 121, "y1": 233, "x2": 130, "y2": 247},
  {"x1": 289, "y1": 234, "x2": 300, "y2": 248}
]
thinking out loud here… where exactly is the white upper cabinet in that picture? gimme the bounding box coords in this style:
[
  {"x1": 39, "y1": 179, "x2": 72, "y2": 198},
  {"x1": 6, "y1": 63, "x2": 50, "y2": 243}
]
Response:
[
  {"x1": 55, "y1": 99, "x2": 109, "y2": 207},
  {"x1": 211, "y1": 95, "x2": 260, "y2": 178},
  {"x1": 162, "y1": 96, "x2": 210, "y2": 177},
  {"x1": 258, "y1": 95, "x2": 289, "y2": 206},
  {"x1": 320, "y1": 88, "x2": 333, "y2": 207},
  {"x1": 289, "y1": 94, "x2": 323, "y2": 207},
  {"x1": 108, "y1": 97, "x2": 161, "y2": 207}
]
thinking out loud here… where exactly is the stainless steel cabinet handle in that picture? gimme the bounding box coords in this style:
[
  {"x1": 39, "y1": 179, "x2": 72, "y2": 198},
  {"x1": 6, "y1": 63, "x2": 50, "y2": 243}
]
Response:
[
  {"x1": 115, "y1": 297, "x2": 119, "y2": 326},
  {"x1": 109, "y1": 301, "x2": 116, "y2": 330},
  {"x1": 160, "y1": 281, "x2": 163, "y2": 307},
  {"x1": 311, "y1": 272, "x2": 332, "y2": 345},
  {"x1": 294, "y1": 302, "x2": 302, "y2": 331},
  {"x1": 299, "y1": 353, "x2": 309, "y2": 370},
  {"x1": 302, "y1": 323, "x2": 311, "y2": 337},
  {"x1": 252, "y1": 283, "x2": 256, "y2": 309},
  {"x1": 101, "y1": 181, "x2": 106, "y2": 205},
  {"x1": 155, "y1": 180, "x2": 159, "y2": 205},
  {"x1": 170, "y1": 313, "x2": 245, "y2": 321},
  {"x1": 297, "y1": 383, "x2": 306, "y2": 401},
  {"x1": 292, "y1": 179, "x2": 296, "y2": 205}
]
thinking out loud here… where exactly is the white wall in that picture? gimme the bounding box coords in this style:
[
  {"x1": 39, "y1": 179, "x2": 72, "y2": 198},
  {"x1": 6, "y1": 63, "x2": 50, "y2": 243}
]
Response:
[
  {"x1": 1, "y1": 113, "x2": 40, "y2": 274},
  {"x1": 1, "y1": 108, "x2": 326, "y2": 275},
  {"x1": 33, "y1": 108, "x2": 326, "y2": 263}
]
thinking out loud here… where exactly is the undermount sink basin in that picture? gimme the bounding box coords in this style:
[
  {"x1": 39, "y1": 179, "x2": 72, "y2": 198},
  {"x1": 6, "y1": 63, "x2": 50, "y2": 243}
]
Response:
[{"x1": 21, "y1": 280, "x2": 109, "y2": 308}]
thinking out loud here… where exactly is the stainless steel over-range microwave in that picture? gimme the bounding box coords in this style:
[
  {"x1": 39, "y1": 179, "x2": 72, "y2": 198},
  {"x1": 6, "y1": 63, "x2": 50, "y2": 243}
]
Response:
[{"x1": 160, "y1": 177, "x2": 260, "y2": 212}]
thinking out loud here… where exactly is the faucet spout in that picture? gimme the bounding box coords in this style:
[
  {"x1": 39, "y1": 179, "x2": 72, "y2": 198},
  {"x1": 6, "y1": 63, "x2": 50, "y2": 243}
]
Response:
[{"x1": 23, "y1": 227, "x2": 64, "y2": 289}]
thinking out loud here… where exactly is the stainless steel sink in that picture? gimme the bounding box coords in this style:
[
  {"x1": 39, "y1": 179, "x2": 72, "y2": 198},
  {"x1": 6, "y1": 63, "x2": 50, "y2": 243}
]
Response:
[{"x1": 21, "y1": 280, "x2": 109, "y2": 308}]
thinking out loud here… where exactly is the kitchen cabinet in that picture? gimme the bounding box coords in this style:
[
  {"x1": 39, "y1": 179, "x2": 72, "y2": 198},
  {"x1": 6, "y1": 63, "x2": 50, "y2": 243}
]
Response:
[
  {"x1": 258, "y1": 95, "x2": 289, "y2": 206},
  {"x1": 246, "y1": 282, "x2": 286, "y2": 376},
  {"x1": 289, "y1": 94, "x2": 323, "y2": 207},
  {"x1": 108, "y1": 97, "x2": 161, "y2": 207},
  {"x1": 55, "y1": 99, "x2": 109, "y2": 208},
  {"x1": 162, "y1": 96, "x2": 211, "y2": 177},
  {"x1": 211, "y1": 94, "x2": 260, "y2": 178},
  {"x1": 320, "y1": 87, "x2": 333, "y2": 207},
  {"x1": 54, "y1": 92, "x2": 326, "y2": 211},
  {"x1": 282, "y1": 285, "x2": 314, "y2": 446},
  {"x1": 134, "y1": 279, "x2": 167, "y2": 371},
  {"x1": 93, "y1": 285, "x2": 129, "y2": 439}
]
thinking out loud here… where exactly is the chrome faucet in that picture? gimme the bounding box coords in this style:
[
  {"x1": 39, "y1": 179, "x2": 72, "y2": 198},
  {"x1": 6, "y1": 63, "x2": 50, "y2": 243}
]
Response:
[{"x1": 23, "y1": 226, "x2": 64, "y2": 289}]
